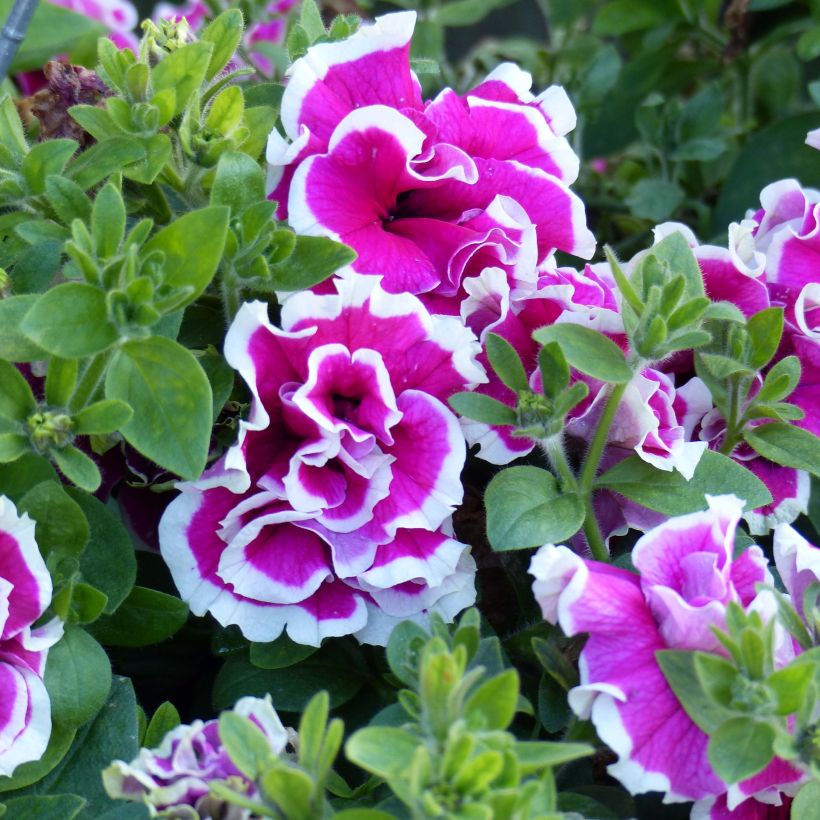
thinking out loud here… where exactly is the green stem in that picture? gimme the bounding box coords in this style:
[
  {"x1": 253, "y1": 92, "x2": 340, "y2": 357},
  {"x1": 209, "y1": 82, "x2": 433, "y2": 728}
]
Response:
[
  {"x1": 583, "y1": 496, "x2": 608, "y2": 563},
  {"x1": 578, "y1": 381, "x2": 628, "y2": 493},
  {"x1": 542, "y1": 436, "x2": 577, "y2": 491},
  {"x1": 576, "y1": 380, "x2": 629, "y2": 563},
  {"x1": 69, "y1": 350, "x2": 112, "y2": 412}
]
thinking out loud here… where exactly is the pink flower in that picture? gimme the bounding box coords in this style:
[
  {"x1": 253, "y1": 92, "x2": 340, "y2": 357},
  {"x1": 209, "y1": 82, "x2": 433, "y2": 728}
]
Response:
[
  {"x1": 0, "y1": 496, "x2": 62, "y2": 777},
  {"x1": 529, "y1": 495, "x2": 801, "y2": 806},
  {"x1": 49, "y1": 0, "x2": 137, "y2": 48},
  {"x1": 104, "y1": 696, "x2": 288, "y2": 812},
  {"x1": 267, "y1": 11, "x2": 594, "y2": 303},
  {"x1": 159, "y1": 276, "x2": 482, "y2": 646},
  {"x1": 460, "y1": 262, "x2": 622, "y2": 464}
]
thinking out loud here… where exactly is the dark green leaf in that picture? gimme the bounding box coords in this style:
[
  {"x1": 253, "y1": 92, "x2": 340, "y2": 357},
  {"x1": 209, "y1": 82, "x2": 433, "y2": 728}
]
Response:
[
  {"x1": 20, "y1": 140, "x2": 77, "y2": 196},
  {"x1": 67, "y1": 137, "x2": 146, "y2": 190},
  {"x1": 0, "y1": 359, "x2": 36, "y2": 422},
  {"x1": 746, "y1": 307, "x2": 784, "y2": 370},
  {"x1": 626, "y1": 178, "x2": 684, "y2": 222},
  {"x1": 435, "y1": 0, "x2": 517, "y2": 26},
  {"x1": 270, "y1": 234, "x2": 356, "y2": 291},
  {"x1": 68, "y1": 488, "x2": 136, "y2": 614},
  {"x1": 0, "y1": 795, "x2": 84, "y2": 820},
  {"x1": 45, "y1": 627, "x2": 112, "y2": 728},
  {"x1": 143, "y1": 702, "x2": 180, "y2": 749},
  {"x1": 72, "y1": 400, "x2": 132, "y2": 435},
  {"x1": 0, "y1": 296, "x2": 47, "y2": 362},
  {"x1": 17, "y1": 480, "x2": 89, "y2": 558},
  {"x1": 89, "y1": 586, "x2": 188, "y2": 647},
  {"x1": 250, "y1": 634, "x2": 318, "y2": 669},
  {"x1": 211, "y1": 151, "x2": 266, "y2": 214}
]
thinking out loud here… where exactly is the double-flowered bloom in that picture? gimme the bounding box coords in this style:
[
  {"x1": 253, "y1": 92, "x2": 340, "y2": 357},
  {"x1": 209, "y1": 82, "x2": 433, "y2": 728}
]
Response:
[
  {"x1": 104, "y1": 696, "x2": 289, "y2": 814},
  {"x1": 266, "y1": 11, "x2": 594, "y2": 308},
  {"x1": 0, "y1": 496, "x2": 61, "y2": 777},
  {"x1": 159, "y1": 276, "x2": 483, "y2": 646},
  {"x1": 530, "y1": 495, "x2": 809, "y2": 818}
]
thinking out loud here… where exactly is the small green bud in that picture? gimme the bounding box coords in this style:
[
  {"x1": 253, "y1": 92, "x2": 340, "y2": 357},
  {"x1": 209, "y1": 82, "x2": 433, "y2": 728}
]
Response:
[{"x1": 27, "y1": 410, "x2": 74, "y2": 452}]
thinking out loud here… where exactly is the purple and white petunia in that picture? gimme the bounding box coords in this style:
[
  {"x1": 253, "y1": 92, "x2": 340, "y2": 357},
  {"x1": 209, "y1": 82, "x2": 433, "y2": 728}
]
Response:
[
  {"x1": 103, "y1": 695, "x2": 289, "y2": 814},
  {"x1": 0, "y1": 495, "x2": 61, "y2": 777},
  {"x1": 267, "y1": 11, "x2": 594, "y2": 304},
  {"x1": 529, "y1": 495, "x2": 801, "y2": 808},
  {"x1": 159, "y1": 275, "x2": 482, "y2": 646}
]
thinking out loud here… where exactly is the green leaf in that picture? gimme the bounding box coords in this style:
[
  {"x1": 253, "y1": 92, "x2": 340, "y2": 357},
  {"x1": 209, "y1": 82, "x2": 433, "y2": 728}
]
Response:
[
  {"x1": 435, "y1": 0, "x2": 517, "y2": 26},
  {"x1": 45, "y1": 358, "x2": 78, "y2": 408},
  {"x1": 464, "y1": 669, "x2": 519, "y2": 731},
  {"x1": 151, "y1": 41, "x2": 214, "y2": 122},
  {"x1": 0, "y1": 453, "x2": 58, "y2": 501},
  {"x1": 757, "y1": 356, "x2": 801, "y2": 404},
  {"x1": 767, "y1": 662, "x2": 814, "y2": 715},
  {"x1": 211, "y1": 151, "x2": 265, "y2": 214},
  {"x1": 345, "y1": 727, "x2": 419, "y2": 779},
  {"x1": 486, "y1": 333, "x2": 529, "y2": 392},
  {"x1": 88, "y1": 586, "x2": 188, "y2": 647},
  {"x1": 595, "y1": 450, "x2": 772, "y2": 514},
  {"x1": 592, "y1": 0, "x2": 674, "y2": 34},
  {"x1": 699, "y1": 352, "x2": 754, "y2": 380},
  {"x1": 538, "y1": 342, "x2": 570, "y2": 400},
  {"x1": 91, "y1": 183, "x2": 125, "y2": 259},
  {"x1": 300, "y1": 0, "x2": 326, "y2": 41},
  {"x1": 671, "y1": 137, "x2": 726, "y2": 162},
  {"x1": 792, "y1": 782, "x2": 820, "y2": 820},
  {"x1": 201, "y1": 9, "x2": 245, "y2": 80},
  {"x1": 746, "y1": 307, "x2": 784, "y2": 370},
  {"x1": 269, "y1": 234, "x2": 356, "y2": 291},
  {"x1": 250, "y1": 634, "x2": 318, "y2": 669},
  {"x1": 693, "y1": 653, "x2": 738, "y2": 709},
  {"x1": 532, "y1": 637, "x2": 579, "y2": 690},
  {"x1": 532, "y1": 324, "x2": 632, "y2": 384},
  {"x1": 0, "y1": 359, "x2": 36, "y2": 422},
  {"x1": 142, "y1": 206, "x2": 229, "y2": 307},
  {"x1": 52, "y1": 446, "x2": 102, "y2": 492},
  {"x1": 72, "y1": 400, "x2": 132, "y2": 435},
  {"x1": 0, "y1": 296, "x2": 47, "y2": 362},
  {"x1": 67, "y1": 137, "x2": 146, "y2": 190},
  {"x1": 448, "y1": 392, "x2": 517, "y2": 426},
  {"x1": 626, "y1": 178, "x2": 684, "y2": 222},
  {"x1": 68, "y1": 488, "x2": 136, "y2": 614},
  {"x1": 0, "y1": 96, "x2": 28, "y2": 161},
  {"x1": 206, "y1": 86, "x2": 244, "y2": 136},
  {"x1": 218, "y1": 712, "x2": 276, "y2": 779},
  {"x1": 513, "y1": 740, "x2": 593, "y2": 772},
  {"x1": 656, "y1": 650, "x2": 737, "y2": 734},
  {"x1": 0, "y1": 723, "x2": 76, "y2": 793},
  {"x1": 744, "y1": 423, "x2": 820, "y2": 477},
  {"x1": 31, "y1": 677, "x2": 142, "y2": 817},
  {"x1": 17, "y1": 480, "x2": 89, "y2": 558},
  {"x1": 122, "y1": 134, "x2": 172, "y2": 185},
  {"x1": 21, "y1": 283, "x2": 118, "y2": 358},
  {"x1": 485, "y1": 466, "x2": 585, "y2": 550},
  {"x1": 213, "y1": 645, "x2": 365, "y2": 711},
  {"x1": 105, "y1": 337, "x2": 212, "y2": 479},
  {"x1": 647, "y1": 231, "x2": 706, "y2": 298},
  {"x1": 45, "y1": 176, "x2": 92, "y2": 225},
  {"x1": 386, "y1": 620, "x2": 429, "y2": 687},
  {"x1": 70, "y1": 582, "x2": 108, "y2": 624},
  {"x1": 143, "y1": 702, "x2": 180, "y2": 749},
  {"x1": 1, "y1": 795, "x2": 84, "y2": 819},
  {"x1": 708, "y1": 718, "x2": 775, "y2": 784},
  {"x1": 20, "y1": 140, "x2": 78, "y2": 196},
  {"x1": 45, "y1": 626, "x2": 112, "y2": 728},
  {"x1": 0, "y1": 434, "x2": 28, "y2": 463},
  {"x1": 259, "y1": 766, "x2": 314, "y2": 817}
]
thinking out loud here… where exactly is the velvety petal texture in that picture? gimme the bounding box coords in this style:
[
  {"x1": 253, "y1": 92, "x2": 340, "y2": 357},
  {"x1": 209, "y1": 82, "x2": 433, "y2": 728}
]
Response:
[
  {"x1": 159, "y1": 276, "x2": 482, "y2": 645},
  {"x1": 0, "y1": 495, "x2": 61, "y2": 777},
  {"x1": 268, "y1": 10, "x2": 594, "y2": 303},
  {"x1": 529, "y1": 496, "x2": 796, "y2": 808}
]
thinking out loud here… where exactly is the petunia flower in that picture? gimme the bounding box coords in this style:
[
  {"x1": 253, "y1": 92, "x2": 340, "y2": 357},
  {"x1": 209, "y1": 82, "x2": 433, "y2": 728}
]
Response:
[
  {"x1": 0, "y1": 495, "x2": 62, "y2": 777},
  {"x1": 267, "y1": 10, "x2": 594, "y2": 303},
  {"x1": 159, "y1": 275, "x2": 482, "y2": 645},
  {"x1": 529, "y1": 495, "x2": 802, "y2": 809},
  {"x1": 103, "y1": 695, "x2": 288, "y2": 815}
]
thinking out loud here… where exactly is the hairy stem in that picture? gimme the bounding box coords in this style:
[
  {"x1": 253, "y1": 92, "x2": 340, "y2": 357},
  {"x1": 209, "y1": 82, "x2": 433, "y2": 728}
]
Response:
[{"x1": 69, "y1": 350, "x2": 112, "y2": 411}]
